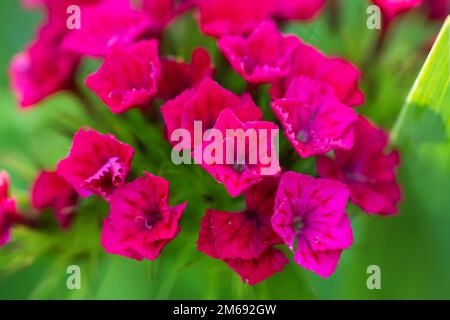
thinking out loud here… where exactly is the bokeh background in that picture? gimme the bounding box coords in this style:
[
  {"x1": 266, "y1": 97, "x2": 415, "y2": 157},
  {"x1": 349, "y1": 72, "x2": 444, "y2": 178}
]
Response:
[{"x1": 0, "y1": 0, "x2": 449, "y2": 299}]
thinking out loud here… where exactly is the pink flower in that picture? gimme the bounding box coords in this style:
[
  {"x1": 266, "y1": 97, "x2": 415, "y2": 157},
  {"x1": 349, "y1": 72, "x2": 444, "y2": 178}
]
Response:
[
  {"x1": 193, "y1": 109, "x2": 280, "y2": 197},
  {"x1": 317, "y1": 116, "x2": 401, "y2": 215},
  {"x1": 140, "y1": 0, "x2": 197, "y2": 35},
  {"x1": 62, "y1": 2, "x2": 151, "y2": 57},
  {"x1": 273, "y1": 0, "x2": 325, "y2": 21},
  {"x1": 86, "y1": 40, "x2": 161, "y2": 114},
  {"x1": 197, "y1": 0, "x2": 274, "y2": 37},
  {"x1": 161, "y1": 77, "x2": 262, "y2": 149},
  {"x1": 272, "y1": 171, "x2": 353, "y2": 278},
  {"x1": 271, "y1": 77, "x2": 358, "y2": 158},
  {"x1": 12, "y1": 0, "x2": 109, "y2": 107},
  {"x1": 31, "y1": 171, "x2": 79, "y2": 229},
  {"x1": 218, "y1": 21, "x2": 300, "y2": 84},
  {"x1": 57, "y1": 128, "x2": 134, "y2": 199},
  {"x1": 0, "y1": 172, "x2": 20, "y2": 246},
  {"x1": 157, "y1": 48, "x2": 214, "y2": 100},
  {"x1": 197, "y1": 178, "x2": 289, "y2": 285},
  {"x1": 372, "y1": 0, "x2": 422, "y2": 24},
  {"x1": 101, "y1": 172, "x2": 187, "y2": 261},
  {"x1": 9, "y1": 21, "x2": 79, "y2": 108},
  {"x1": 270, "y1": 42, "x2": 365, "y2": 107}
]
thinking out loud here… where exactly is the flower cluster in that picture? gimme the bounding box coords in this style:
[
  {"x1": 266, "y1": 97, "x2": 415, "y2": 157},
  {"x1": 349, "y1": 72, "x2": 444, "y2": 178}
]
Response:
[{"x1": 3, "y1": 0, "x2": 412, "y2": 285}]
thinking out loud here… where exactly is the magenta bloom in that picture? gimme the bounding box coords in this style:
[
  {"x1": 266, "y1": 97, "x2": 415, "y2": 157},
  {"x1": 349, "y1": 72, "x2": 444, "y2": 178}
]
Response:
[
  {"x1": 270, "y1": 42, "x2": 364, "y2": 107},
  {"x1": 157, "y1": 48, "x2": 214, "y2": 101},
  {"x1": 317, "y1": 116, "x2": 401, "y2": 215},
  {"x1": 197, "y1": 0, "x2": 274, "y2": 37},
  {"x1": 218, "y1": 21, "x2": 300, "y2": 84},
  {"x1": 141, "y1": 0, "x2": 196, "y2": 35},
  {"x1": 86, "y1": 40, "x2": 161, "y2": 114},
  {"x1": 9, "y1": 22, "x2": 79, "y2": 108},
  {"x1": 32, "y1": 171, "x2": 79, "y2": 229},
  {"x1": 197, "y1": 178, "x2": 289, "y2": 285},
  {"x1": 57, "y1": 129, "x2": 134, "y2": 199},
  {"x1": 193, "y1": 109, "x2": 280, "y2": 197},
  {"x1": 0, "y1": 172, "x2": 19, "y2": 246},
  {"x1": 273, "y1": 0, "x2": 325, "y2": 21},
  {"x1": 271, "y1": 77, "x2": 358, "y2": 158},
  {"x1": 161, "y1": 77, "x2": 262, "y2": 149},
  {"x1": 272, "y1": 171, "x2": 353, "y2": 278},
  {"x1": 62, "y1": 2, "x2": 151, "y2": 57},
  {"x1": 372, "y1": 0, "x2": 422, "y2": 24},
  {"x1": 101, "y1": 172, "x2": 187, "y2": 261}
]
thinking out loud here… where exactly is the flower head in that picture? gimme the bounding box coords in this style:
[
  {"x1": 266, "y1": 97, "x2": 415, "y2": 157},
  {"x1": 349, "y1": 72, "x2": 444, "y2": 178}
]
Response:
[
  {"x1": 197, "y1": 178, "x2": 289, "y2": 285},
  {"x1": 270, "y1": 42, "x2": 364, "y2": 107},
  {"x1": 62, "y1": 2, "x2": 151, "y2": 57},
  {"x1": 272, "y1": 171, "x2": 353, "y2": 278},
  {"x1": 317, "y1": 116, "x2": 401, "y2": 215},
  {"x1": 193, "y1": 109, "x2": 280, "y2": 197},
  {"x1": 32, "y1": 171, "x2": 79, "y2": 229},
  {"x1": 197, "y1": 0, "x2": 274, "y2": 37},
  {"x1": 372, "y1": 0, "x2": 422, "y2": 24},
  {"x1": 161, "y1": 77, "x2": 262, "y2": 149},
  {"x1": 101, "y1": 172, "x2": 187, "y2": 261},
  {"x1": 271, "y1": 77, "x2": 358, "y2": 158},
  {"x1": 86, "y1": 40, "x2": 161, "y2": 114},
  {"x1": 157, "y1": 48, "x2": 214, "y2": 100},
  {"x1": 273, "y1": 0, "x2": 325, "y2": 21},
  {"x1": 0, "y1": 172, "x2": 19, "y2": 247},
  {"x1": 57, "y1": 129, "x2": 134, "y2": 199},
  {"x1": 218, "y1": 21, "x2": 300, "y2": 83},
  {"x1": 10, "y1": 21, "x2": 79, "y2": 108}
]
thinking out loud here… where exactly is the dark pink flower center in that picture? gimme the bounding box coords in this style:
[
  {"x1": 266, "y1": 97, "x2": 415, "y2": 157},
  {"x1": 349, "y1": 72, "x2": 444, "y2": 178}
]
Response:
[
  {"x1": 135, "y1": 211, "x2": 161, "y2": 230},
  {"x1": 292, "y1": 216, "x2": 304, "y2": 234},
  {"x1": 233, "y1": 163, "x2": 245, "y2": 172},
  {"x1": 345, "y1": 172, "x2": 369, "y2": 183},
  {"x1": 81, "y1": 157, "x2": 126, "y2": 198},
  {"x1": 296, "y1": 129, "x2": 310, "y2": 143},
  {"x1": 290, "y1": 198, "x2": 306, "y2": 235}
]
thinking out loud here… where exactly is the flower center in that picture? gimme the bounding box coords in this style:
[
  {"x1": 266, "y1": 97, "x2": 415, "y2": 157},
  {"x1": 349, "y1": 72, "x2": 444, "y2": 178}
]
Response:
[
  {"x1": 296, "y1": 129, "x2": 309, "y2": 143},
  {"x1": 82, "y1": 157, "x2": 126, "y2": 198},
  {"x1": 345, "y1": 171, "x2": 368, "y2": 183},
  {"x1": 233, "y1": 163, "x2": 245, "y2": 173},
  {"x1": 136, "y1": 212, "x2": 161, "y2": 230},
  {"x1": 292, "y1": 216, "x2": 304, "y2": 234}
]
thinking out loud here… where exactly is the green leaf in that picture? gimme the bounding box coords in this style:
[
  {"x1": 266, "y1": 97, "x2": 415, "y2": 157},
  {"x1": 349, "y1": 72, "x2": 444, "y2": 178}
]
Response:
[
  {"x1": 392, "y1": 17, "x2": 450, "y2": 143},
  {"x1": 360, "y1": 18, "x2": 450, "y2": 299}
]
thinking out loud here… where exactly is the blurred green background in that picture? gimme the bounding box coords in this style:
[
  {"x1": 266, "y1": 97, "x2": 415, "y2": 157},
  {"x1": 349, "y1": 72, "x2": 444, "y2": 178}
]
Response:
[{"x1": 0, "y1": 0, "x2": 449, "y2": 299}]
